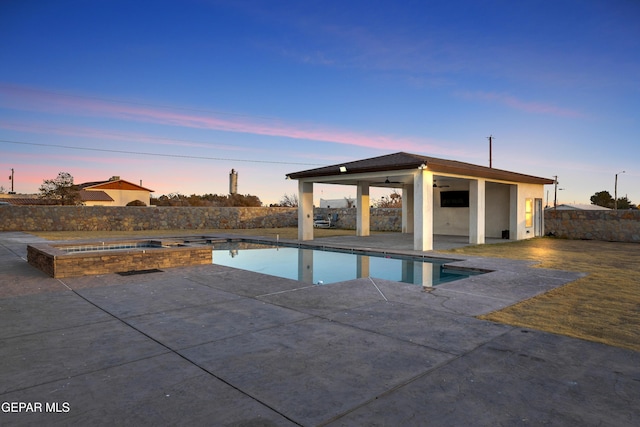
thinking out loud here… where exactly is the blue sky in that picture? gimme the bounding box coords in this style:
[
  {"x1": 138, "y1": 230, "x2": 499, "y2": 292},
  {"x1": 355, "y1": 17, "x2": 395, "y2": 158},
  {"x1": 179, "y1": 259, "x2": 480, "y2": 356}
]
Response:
[{"x1": 1, "y1": 0, "x2": 638, "y2": 206}]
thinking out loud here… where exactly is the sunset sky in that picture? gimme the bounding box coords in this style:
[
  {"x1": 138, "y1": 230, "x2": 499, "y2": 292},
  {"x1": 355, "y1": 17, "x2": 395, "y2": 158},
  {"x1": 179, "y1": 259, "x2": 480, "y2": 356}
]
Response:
[{"x1": 1, "y1": 0, "x2": 638, "y2": 206}]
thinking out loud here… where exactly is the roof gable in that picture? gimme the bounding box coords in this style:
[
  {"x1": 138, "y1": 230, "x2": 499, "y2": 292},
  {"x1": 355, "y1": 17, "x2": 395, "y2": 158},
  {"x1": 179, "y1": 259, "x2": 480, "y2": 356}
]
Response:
[{"x1": 80, "y1": 179, "x2": 154, "y2": 192}]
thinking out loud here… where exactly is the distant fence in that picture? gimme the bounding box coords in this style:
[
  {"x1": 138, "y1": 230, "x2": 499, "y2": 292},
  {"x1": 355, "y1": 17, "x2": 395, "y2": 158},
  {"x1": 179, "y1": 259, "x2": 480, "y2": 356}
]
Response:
[
  {"x1": 2, "y1": 205, "x2": 638, "y2": 243},
  {"x1": 544, "y1": 210, "x2": 640, "y2": 243}
]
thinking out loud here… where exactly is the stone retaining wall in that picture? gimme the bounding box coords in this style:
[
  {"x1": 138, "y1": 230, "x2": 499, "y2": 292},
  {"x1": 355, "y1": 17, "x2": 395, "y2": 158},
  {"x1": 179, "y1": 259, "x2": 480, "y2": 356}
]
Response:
[
  {"x1": 0, "y1": 206, "x2": 298, "y2": 231},
  {"x1": 2, "y1": 205, "x2": 639, "y2": 243},
  {"x1": 544, "y1": 210, "x2": 640, "y2": 243},
  {"x1": 314, "y1": 208, "x2": 402, "y2": 231}
]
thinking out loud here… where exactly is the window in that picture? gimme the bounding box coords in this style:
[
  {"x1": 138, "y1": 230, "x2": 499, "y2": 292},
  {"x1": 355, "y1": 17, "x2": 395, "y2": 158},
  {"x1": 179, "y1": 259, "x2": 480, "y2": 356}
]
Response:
[{"x1": 525, "y1": 198, "x2": 533, "y2": 228}]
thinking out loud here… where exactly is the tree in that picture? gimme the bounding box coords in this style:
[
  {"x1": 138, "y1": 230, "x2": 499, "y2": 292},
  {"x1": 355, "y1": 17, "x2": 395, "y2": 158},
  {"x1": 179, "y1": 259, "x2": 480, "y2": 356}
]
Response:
[
  {"x1": 278, "y1": 193, "x2": 299, "y2": 207},
  {"x1": 151, "y1": 192, "x2": 262, "y2": 207},
  {"x1": 590, "y1": 191, "x2": 614, "y2": 208},
  {"x1": 375, "y1": 191, "x2": 402, "y2": 208},
  {"x1": 39, "y1": 172, "x2": 82, "y2": 205},
  {"x1": 614, "y1": 196, "x2": 635, "y2": 210},
  {"x1": 590, "y1": 190, "x2": 636, "y2": 209}
]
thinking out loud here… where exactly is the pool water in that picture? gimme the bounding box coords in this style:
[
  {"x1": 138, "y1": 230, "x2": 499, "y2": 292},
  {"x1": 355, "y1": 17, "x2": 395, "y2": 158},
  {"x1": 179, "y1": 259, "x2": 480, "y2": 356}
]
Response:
[{"x1": 212, "y1": 242, "x2": 479, "y2": 287}]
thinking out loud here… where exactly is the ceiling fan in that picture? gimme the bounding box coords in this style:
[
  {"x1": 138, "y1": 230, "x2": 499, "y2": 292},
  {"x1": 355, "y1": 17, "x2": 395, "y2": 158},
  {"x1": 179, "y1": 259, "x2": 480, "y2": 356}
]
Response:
[
  {"x1": 372, "y1": 177, "x2": 404, "y2": 185},
  {"x1": 433, "y1": 180, "x2": 450, "y2": 188}
]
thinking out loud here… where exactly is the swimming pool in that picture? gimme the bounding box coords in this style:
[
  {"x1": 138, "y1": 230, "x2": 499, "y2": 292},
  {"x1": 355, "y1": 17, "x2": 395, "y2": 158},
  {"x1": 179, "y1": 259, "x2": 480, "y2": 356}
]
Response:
[{"x1": 212, "y1": 241, "x2": 480, "y2": 287}]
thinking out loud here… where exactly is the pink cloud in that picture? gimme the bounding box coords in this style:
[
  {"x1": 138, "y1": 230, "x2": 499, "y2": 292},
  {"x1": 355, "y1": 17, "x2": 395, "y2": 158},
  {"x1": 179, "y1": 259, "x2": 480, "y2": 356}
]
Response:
[
  {"x1": 0, "y1": 120, "x2": 250, "y2": 151},
  {"x1": 456, "y1": 90, "x2": 584, "y2": 118},
  {"x1": 0, "y1": 84, "x2": 455, "y2": 155}
]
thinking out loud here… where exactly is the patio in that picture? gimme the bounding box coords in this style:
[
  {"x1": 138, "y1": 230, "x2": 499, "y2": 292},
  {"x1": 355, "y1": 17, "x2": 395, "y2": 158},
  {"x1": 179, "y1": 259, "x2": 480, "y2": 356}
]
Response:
[{"x1": 1, "y1": 231, "x2": 638, "y2": 425}]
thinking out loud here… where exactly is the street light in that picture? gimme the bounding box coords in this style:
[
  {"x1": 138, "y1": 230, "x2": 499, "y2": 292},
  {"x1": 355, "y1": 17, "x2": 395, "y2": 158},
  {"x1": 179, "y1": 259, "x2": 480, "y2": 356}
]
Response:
[{"x1": 614, "y1": 170, "x2": 626, "y2": 210}]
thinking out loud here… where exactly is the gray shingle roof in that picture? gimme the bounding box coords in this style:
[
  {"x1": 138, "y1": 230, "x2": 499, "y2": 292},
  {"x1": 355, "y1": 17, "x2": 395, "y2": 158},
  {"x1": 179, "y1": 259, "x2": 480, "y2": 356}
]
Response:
[
  {"x1": 79, "y1": 190, "x2": 114, "y2": 202},
  {"x1": 287, "y1": 152, "x2": 554, "y2": 185}
]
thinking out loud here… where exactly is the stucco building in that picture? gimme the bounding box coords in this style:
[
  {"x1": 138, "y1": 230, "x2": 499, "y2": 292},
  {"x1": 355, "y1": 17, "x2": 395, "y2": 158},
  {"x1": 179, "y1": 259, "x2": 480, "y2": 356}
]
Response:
[
  {"x1": 287, "y1": 152, "x2": 555, "y2": 251},
  {"x1": 79, "y1": 177, "x2": 154, "y2": 206}
]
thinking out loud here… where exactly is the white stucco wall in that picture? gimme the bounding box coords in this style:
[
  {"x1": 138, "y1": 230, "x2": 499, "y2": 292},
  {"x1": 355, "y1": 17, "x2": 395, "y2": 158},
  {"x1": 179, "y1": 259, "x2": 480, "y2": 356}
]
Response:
[
  {"x1": 485, "y1": 182, "x2": 511, "y2": 238},
  {"x1": 433, "y1": 181, "x2": 469, "y2": 236},
  {"x1": 432, "y1": 180, "x2": 543, "y2": 240},
  {"x1": 512, "y1": 182, "x2": 545, "y2": 240}
]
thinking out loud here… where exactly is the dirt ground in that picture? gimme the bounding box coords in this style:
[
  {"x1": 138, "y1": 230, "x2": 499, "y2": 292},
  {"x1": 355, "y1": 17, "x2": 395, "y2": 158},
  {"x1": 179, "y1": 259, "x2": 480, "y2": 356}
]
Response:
[{"x1": 446, "y1": 238, "x2": 640, "y2": 352}]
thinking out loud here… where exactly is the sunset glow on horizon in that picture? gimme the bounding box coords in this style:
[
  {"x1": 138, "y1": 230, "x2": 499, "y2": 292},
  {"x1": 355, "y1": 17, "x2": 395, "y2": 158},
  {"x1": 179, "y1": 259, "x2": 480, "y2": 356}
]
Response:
[{"x1": 1, "y1": 1, "x2": 638, "y2": 206}]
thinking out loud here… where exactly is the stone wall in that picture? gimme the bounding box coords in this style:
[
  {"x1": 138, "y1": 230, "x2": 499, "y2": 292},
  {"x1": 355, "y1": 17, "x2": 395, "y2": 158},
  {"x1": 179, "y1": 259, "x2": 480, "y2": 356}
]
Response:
[
  {"x1": 544, "y1": 210, "x2": 640, "y2": 243},
  {"x1": 3, "y1": 205, "x2": 639, "y2": 243},
  {"x1": 27, "y1": 242, "x2": 213, "y2": 278},
  {"x1": 0, "y1": 206, "x2": 298, "y2": 232},
  {"x1": 314, "y1": 208, "x2": 402, "y2": 231},
  {"x1": 0, "y1": 206, "x2": 401, "y2": 232}
]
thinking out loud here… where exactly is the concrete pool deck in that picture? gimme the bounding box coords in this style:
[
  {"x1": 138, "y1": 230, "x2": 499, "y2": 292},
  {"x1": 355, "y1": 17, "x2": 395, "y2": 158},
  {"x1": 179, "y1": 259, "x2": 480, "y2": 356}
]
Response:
[{"x1": 1, "y1": 231, "x2": 639, "y2": 426}]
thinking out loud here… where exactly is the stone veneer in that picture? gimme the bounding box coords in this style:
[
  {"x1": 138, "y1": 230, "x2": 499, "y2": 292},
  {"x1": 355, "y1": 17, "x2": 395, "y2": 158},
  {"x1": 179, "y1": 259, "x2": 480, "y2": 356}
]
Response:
[
  {"x1": 2, "y1": 205, "x2": 639, "y2": 243},
  {"x1": 313, "y1": 207, "x2": 402, "y2": 231},
  {"x1": 27, "y1": 240, "x2": 213, "y2": 278},
  {"x1": 0, "y1": 206, "x2": 298, "y2": 231},
  {"x1": 544, "y1": 209, "x2": 640, "y2": 243}
]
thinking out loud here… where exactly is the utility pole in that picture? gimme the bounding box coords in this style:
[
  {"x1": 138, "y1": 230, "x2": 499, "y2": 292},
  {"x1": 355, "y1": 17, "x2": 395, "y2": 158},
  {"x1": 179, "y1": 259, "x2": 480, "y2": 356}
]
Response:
[
  {"x1": 614, "y1": 170, "x2": 625, "y2": 210},
  {"x1": 9, "y1": 168, "x2": 15, "y2": 194},
  {"x1": 553, "y1": 175, "x2": 558, "y2": 211},
  {"x1": 487, "y1": 135, "x2": 493, "y2": 168}
]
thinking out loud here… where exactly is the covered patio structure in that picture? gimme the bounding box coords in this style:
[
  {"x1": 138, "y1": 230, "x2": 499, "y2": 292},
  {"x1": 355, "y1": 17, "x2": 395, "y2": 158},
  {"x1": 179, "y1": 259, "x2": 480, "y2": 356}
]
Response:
[{"x1": 287, "y1": 152, "x2": 555, "y2": 251}]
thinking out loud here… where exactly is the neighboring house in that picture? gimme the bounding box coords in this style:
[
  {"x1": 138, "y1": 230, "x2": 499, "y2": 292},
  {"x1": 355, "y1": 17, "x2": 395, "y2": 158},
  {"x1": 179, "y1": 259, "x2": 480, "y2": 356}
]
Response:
[
  {"x1": 319, "y1": 198, "x2": 355, "y2": 208},
  {"x1": 79, "y1": 177, "x2": 154, "y2": 206},
  {"x1": 0, "y1": 193, "x2": 114, "y2": 206},
  {"x1": 0, "y1": 195, "x2": 57, "y2": 205},
  {"x1": 549, "y1": 203, "x2": 611, "y2": 211},
  {"x1": 79, "y1": 190, "x2": 114, "y2": 205}
]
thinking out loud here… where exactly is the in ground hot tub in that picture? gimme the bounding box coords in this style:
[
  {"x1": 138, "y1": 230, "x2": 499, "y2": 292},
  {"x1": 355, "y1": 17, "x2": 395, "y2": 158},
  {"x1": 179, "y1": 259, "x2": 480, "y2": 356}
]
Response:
[{"x1": 27, "y1": 238, "x2": 215, "y2": 278}]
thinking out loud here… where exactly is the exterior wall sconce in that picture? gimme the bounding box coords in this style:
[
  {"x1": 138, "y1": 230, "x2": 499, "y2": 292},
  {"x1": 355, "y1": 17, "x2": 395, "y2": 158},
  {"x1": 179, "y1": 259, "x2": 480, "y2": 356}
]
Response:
[{"x1": 418, "y1": 163, "x2": 427, "y2": 170}]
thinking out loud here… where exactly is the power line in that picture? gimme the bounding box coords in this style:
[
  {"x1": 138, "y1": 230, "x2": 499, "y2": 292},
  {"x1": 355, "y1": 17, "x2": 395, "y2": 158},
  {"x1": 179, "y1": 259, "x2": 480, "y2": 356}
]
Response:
[{"x1": 0, "y1": 139, "x2": 323, "y2": 166}]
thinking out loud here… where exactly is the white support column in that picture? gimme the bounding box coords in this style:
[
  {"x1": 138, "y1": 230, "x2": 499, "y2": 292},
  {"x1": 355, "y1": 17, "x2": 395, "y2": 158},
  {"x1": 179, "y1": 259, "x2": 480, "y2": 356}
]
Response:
[
  {"x1": 298, "y1": 248, "x2": 314, "y2": 283},
  {"x1": 402, "y1": 184, "x2": 414, "y2": 233},
  {"x1": 356, "y1": 254, "x2": 370, "y2": 279},
  {"x1": 414, "y1": 170, "x2": 433, "y2": 251},
  {"x1": 509, "y1": 184, "x2": 519, "y2": 240},
  {"x1": 357, "y1": 182, "x2": 370, "y2": 237},
  {"x1": 298, "y1": 181, "x2": 314, "y2": 241},
  {"x1": 469, "y1": 178, "x2": 486, "y2": 245}
]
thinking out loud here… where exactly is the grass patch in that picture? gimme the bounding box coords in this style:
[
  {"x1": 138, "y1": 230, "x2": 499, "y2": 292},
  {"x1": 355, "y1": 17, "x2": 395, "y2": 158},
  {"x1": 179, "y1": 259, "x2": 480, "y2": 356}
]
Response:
[{"x1": 445, "y1": 237, "x2": 640, "y2": 352}]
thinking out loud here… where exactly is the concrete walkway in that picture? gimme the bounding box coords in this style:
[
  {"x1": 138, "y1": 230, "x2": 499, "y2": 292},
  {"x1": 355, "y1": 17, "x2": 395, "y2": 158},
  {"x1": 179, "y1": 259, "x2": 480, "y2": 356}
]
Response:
[{"x1": 1, "y1": 232, "x2": 638, "y2": 426}]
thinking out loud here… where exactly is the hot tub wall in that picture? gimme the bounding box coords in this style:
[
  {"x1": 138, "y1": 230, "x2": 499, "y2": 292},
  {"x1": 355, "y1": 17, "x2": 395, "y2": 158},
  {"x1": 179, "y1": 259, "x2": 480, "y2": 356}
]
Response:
[
  {"x1": 27, "y1": 245, "x2": 56, "y2": 277},
  {"x1": 27, "y1": 243, "x2": 212, "y2": 278}
]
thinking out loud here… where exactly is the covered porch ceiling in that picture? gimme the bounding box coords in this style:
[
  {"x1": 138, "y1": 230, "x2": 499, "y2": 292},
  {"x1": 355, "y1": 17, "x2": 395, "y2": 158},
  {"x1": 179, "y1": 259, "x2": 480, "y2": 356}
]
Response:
[{"x1": 292, "y1": 169, "x2": 467, "y2": 189}]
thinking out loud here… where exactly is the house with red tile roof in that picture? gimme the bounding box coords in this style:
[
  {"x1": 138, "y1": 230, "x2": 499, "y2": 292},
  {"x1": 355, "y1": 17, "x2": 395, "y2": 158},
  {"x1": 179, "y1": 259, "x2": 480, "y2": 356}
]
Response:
[{"x1": 79, "y1": 176, "x2": 154, "y2": 206}]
